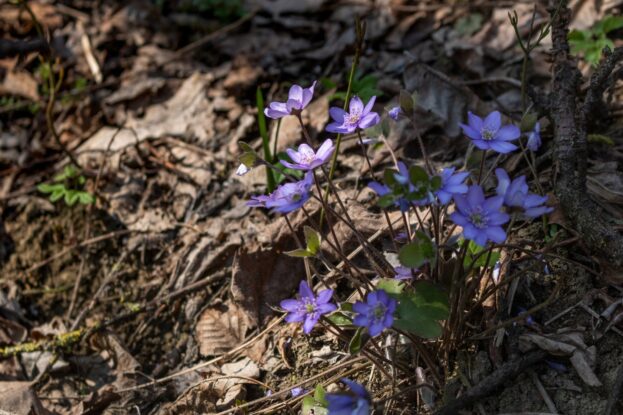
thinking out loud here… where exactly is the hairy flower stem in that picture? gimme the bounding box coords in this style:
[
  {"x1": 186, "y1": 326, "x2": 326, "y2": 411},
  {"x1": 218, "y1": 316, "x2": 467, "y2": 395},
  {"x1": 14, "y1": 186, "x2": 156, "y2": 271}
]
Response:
[
  {"x1": 284, "y1": 215, "x2": 313, "y2": 286},
  {"x1": 296, "y1": 113, "x2": 313, "y2": 146},
  {"x1": 321, "y1": 18, "x2": 366, "y2": 226}
]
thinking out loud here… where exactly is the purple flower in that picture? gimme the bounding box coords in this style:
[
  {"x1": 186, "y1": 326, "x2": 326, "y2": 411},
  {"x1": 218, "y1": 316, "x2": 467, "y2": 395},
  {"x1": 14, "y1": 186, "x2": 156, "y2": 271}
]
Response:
[
  {"x1": 248, "y1": 172, "x2": 314, "y2": 213},
  {"x1": 388, "y1": 106, "x2": 401, "y2": 120},
  {"x1": 495, "y1": 169, "x2": 553, "y2": 218},
  {"x1": 368, "y1": 161, "x2": 433, "y2": 211},
  {"x1": 526, "y1": 121, "x2": 541, "y2": 151},
  {"x1": 264, "y1": 81, "x2": 317, "y2": 119},
  {"x1": 280, "y1": 139, "x2": 334, "y2": 171},
  {"x1": 435, "y1": 167, "x2": 469, "y2": 205},
  {"x1": 394, "y1": 266, "x2": 415, "y2": 280},
  {"x1": 353, "y1": 290, "x2": 396, "y2": 337},
  {"x1": 327, "y1": 96, "x2": 380, "y2": 134},
  {"x1": 459, "y1": 111, "x2": 520, "y2": 154},
  {"x1": 280, "y1": 280, "x2": 337, "y2": 334},
  {"x1": 326, "y1": 378, "x2": 371, "y2": 415},
  {"x1": 450, "y1": 185, "x2": 510, "y2": 247},
  {"x1": 290, "y1": 387, "x2": 306, "y2": 397}
]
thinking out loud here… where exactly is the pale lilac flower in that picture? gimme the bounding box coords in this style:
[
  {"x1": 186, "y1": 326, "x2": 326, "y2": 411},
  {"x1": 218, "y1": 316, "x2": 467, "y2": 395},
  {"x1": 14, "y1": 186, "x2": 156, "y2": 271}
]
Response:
[
  {"x1": 353, "y1": 290, "x2": 396, "y2": 337},
  {"x1": 450, "y1": 185, "x2": 510, "y2": 247},
  {"x1": 327, "y1": 96, "x2": 380, "y2": 134},
  {"x1": 248, "y1": 172, "x2": 313, "y2": 213},
  {"x1": 459, "y1": 111, "x2": 520, "y2": 154},
  {"x1": 280, "y1": 139, "x2": 334, "y2": 171},
  {"x1": 435, "y1": 167, "x2": 469, "y2": 205},
  {"x1": 394, "y1": 266, "x2": 415, "y2": 280},
  {"x1": 326, "y1": 379, "x2": 371, "y2": 415},
  {"x1": 495, "y1": 168, "x2": 553, "y2": 218},
  {"x1": 291, "y1": 387, "x2": 306, "y2": 397},
  {"x1": 388, "y1": 106, "x2": 401, "y2": 120},
  {"x1": 526, "y1": 121, "x2": 542, "y2": 151},
  {"x1": 280, "y1": 280, "x2": 337, "y2": 334},
  {"x1": 264, "y1": 81, "x2": 317, "y2": 119}
]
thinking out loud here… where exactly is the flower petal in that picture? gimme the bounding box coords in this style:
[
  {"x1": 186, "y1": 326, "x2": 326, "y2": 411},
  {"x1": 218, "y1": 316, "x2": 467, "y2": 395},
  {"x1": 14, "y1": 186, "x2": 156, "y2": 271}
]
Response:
[
  {"x1": 299, "y1": 280, "x2": 314, "y2": 299},
  {"x1": 316, "y1": 289, "x2": 333, "y2": 304},
  {"x1": 288, "y1": 84, "x2": 303, "y2": 103},
  {"x1": 349, "y1": 96, "x2": 364, "y2": 114},
  {"x1": 459, "y1": 123, "x2": 482, "y2": 140},
  {"x1": 467, "y1": 185, "x2": 485, "y2": 208},
  {"x1": 483, "y1": 111, "x2": 501, "y2": 132},
  {"x1": 280, "y1": 299, "x2": 301, "y2": 312},
  {"x1": 495, "y1": 125, "x2": 520, "y2": 141},
  {"x1": 358, "y1": 112, "x2": 380, "y2": 129},
  {"x1": 471, "y1": 139, "x2": 491, "y2": 150},
  {"x1": 488, "y1": 140, "x2": 518, "y2": 154},
  {"x1": 486, "y1": 226, "x2": 507, "y2": 244},
  {"x1": 495, "y1": 168, "x2": 510, "y2": 197},
  {"x1": 363, "y1": 96, "x2": 377, "y2": 114},
  {"x1": 301, "y1": 81, "x2": 316, "y2": 108},
  {"x1": 467, "y1": 111, "x2": 484, "y2": 131}
]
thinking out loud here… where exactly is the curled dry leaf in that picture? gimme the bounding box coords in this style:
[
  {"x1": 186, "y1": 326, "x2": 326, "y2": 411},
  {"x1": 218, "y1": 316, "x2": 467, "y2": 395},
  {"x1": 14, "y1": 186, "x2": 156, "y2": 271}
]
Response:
[{"x1": 196, "y1": 301, "x2": 256, "y2": 357}]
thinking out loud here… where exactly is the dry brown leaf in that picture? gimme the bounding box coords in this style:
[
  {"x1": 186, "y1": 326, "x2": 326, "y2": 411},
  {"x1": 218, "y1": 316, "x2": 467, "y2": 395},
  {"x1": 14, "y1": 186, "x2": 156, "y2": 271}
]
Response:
[
  {"x1": 0, "y1": 381, "x2": 47, "y2": 415},
  {"x1": 0, "y1": 71, "x2": 39, "y2": 102},
  {"x1": 196, "y1": 301, "x2": 252, "y2": 357}
]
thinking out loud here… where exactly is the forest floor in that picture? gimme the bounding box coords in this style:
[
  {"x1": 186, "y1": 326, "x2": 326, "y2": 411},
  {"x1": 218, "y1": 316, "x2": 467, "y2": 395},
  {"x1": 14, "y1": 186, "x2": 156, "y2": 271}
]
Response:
[{"x1": 1, "y1": 0, "x2": 623, "y2": 414}]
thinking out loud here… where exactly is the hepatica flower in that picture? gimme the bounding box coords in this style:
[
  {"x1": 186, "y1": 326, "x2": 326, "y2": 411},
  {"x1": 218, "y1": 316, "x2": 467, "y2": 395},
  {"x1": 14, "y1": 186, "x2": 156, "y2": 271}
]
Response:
[
  {"x1": 248, "y1": 171, "x2": 313, "y2": 213},
  {"x1": 280, "y1": 139, "x2": 334, "y2": 171},
  {"x1": 495, "y1": 168, "x2": 553, "y2": 218},
  {"x1": 327, "y1": 96, "x2": 380, "y2": 134},
  {"x1": 394, "y1": 266, "x2": 415, "y2": 280},
  {"x1": 450, "y1": 185, "x2": 510, "y2": 247},
  {"x1": 435, "y1": 167, "x2": 469, "y2": 205},
  {"x1": 264, "y1": 81, "x2": 316, "y2": 119},
  {"x1": 280, "y1": 280, "x2": 337, "y2": 334},
  {"x1": 527, "y1": 121, "x2": 542, "y2": 151},
  {"x1": 388, "y1": 106, "x2": 401, "y2": 121},
  {"x1": 459, "y1": 111, "x2": 520, "y2": 154},
  {"x1": 326, "y1": 378, "x2": 371, "y2": 415},
  {"x1": 353, "y1": 289, "x2": 396, "y2": 337}
]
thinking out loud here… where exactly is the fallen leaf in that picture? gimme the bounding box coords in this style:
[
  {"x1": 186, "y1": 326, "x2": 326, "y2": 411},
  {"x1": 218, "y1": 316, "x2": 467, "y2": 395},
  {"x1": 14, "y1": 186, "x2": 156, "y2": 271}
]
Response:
[
  {"x1": 0, "y1": 71, "x2": 39, "y2": 101},
  {"x1": 0, "y1": 381, "x2": 47, "y2": 415},
  {"x1": 195, "y1": 301, "x2": 251, "y2": 357}
]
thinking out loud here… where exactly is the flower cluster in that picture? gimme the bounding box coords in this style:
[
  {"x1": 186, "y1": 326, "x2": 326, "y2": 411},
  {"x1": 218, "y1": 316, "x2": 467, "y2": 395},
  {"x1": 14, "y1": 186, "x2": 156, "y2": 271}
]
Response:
[
  {"x1": 460, "y1": 111, "x2": 520, "y2": 154},
  {"x1": 495, "y1": 168, "x2": 553, "y2": 218},
  {"x1": 248, "y1": 171, "x2": 314, "y2": 213}
]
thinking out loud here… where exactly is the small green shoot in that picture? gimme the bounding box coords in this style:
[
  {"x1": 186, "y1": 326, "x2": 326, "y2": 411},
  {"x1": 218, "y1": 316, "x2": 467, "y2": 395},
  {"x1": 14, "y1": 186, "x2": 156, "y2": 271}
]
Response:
[
  {"x1": 37, "y1": 165, "x2": 95, "y2": 206},
  {"x1": 285, "y1": 226, "x2": 322, "y2": 258},
  {"x1": 302, "y1": 385, "x2": 328, "y2": 415},
  {"x1": 568, "y1": 15, "x2": 623, "y2": 66}
]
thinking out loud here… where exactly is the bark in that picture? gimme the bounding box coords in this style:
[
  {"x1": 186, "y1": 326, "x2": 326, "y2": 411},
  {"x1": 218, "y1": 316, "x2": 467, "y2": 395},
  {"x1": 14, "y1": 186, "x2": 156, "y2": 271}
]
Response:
[{"x1": 550, "y1": 1, "x2": 623, "y2": 268}]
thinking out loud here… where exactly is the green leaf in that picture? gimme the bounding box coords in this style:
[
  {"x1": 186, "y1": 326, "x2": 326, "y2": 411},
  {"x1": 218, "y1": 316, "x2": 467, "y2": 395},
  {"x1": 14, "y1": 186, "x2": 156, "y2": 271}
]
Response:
[
  {"x1": 430, "y1": 175, "x2": 442, "y2": 192},
  {"x1": 340, "y1": 302, "x2": 353, "y2": 312},
  {"x1": 78, "y1": 192, "x2": 95, "y2": 204},
  {"x1": 313, "y1": 385, "x2": 328, "y2": 406},
  {"x1": 377, "y1": 194, "x2": 395, "y2": 208},
  {"x1": 463, "y1": 240, "x2": 499, "y2": 268},
  {"x1": 596, "y1": 15, "x2": 623, "y2": 34},
  {"x1": 327, "y1": 312, "x2": 352, "y2": 326},
  {"x1": 520, "y1": 112, "x2": 538, "y2": 133},
  {"x1": 303, "y1": 226, "x2": 321, "y2": 255},
  {"x1": 37, "y1": 183, "x2": 64, "y2": 194},
  {"x1": 408, "y1": 165, "x2": 428, "y2": 186},
  {"x1": 348, "y1": 327, "x2": 363, "y2": 355},
  {"x1": 65, "y1": 190, "x2": 79, "y2": 206},
  {"x1": 454, "y1": 13, "x2": 483, "y2": 36},
  {"x1": 411, "y1": 281, "x2": 450, "y2": 320},
  {"x1": 392, "y1": 284, "x2": 449, "y2": 338},
  {"x1": 50, "y1": 189, "x2": 65, "y2": 202},
  {"x1": 399, "y1": 89, "x2": 414, "y2": 115},
  {"x1": 383, "y1": 168, "x2": 398, "y2": 187},
  {"x1": 320, "y1": 77, "x2": 337, "y2": 89},
  {"x1": 284, "y1": 249, "x2": 314, "y2": 258},
  {"x1": 588, "y1": 133, "x2": 614, "y2": 145},
  {"x1": 377, "y1": 278, "x2": 404, "y2": 296},
  {"x1": 398, "y1": 234, "x2": 435, "y2": 269}
]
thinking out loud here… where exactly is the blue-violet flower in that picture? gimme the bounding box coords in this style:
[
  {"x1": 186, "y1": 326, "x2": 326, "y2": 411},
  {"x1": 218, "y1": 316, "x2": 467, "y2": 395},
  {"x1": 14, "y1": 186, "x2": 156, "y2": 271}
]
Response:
[
  {"x1": 526, "y1": 121, "x2": 541, "y2": 151},
  {"x1": 435, "y1": 167, "x2": 469, "y2": 205},
  {"x1": 327, "y1": 96, "x2": 380, "y2": 134},
  {"x1": 495, "y1": 168, "x2": 553, "y2": 218},
  {"x1": 280, "y1": 280, "x2": 337, "y2": 334},
  {"x1": 264, "y1": 81, "x2": 316, "y2": 119},
  {"x1": 388, "y1": 106, "x2": 401, "y2": 121},
  {"x1": 394, "y1": 266, "x2": 415, "y2": 280},
  {"x1": 459, "y1": 111, "x2": 520, "y2": 154},
  {"x1": 450, "y1": 185, "x2": 510, "y2": 247},
  {"x1": 248, "y1": 171, "x2": 314, "y2": 213},
  {"x1": 280, "y1": 139, "x2": 334, "y2": 171},
  {"x1": 353, "y1": 289, "x2": 396, "y2": 337},
  {"x1": 326, "y1": 378, "x2": 371, "y2": 415}
]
